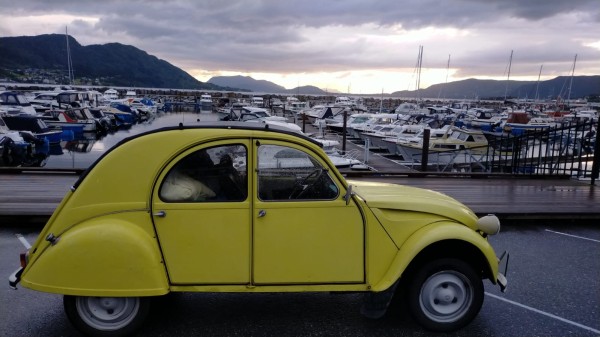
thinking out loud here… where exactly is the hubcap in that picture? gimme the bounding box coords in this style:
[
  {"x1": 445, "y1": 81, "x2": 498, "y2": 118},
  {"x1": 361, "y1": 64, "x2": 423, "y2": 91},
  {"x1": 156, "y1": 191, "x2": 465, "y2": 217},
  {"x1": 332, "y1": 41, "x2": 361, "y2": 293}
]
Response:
[
  {"x1": 76, "y1": 297, "x2": 140, "y2": 331},
  {"x1": 420, "y1": 271, "x2": 473, "y2": 323}
]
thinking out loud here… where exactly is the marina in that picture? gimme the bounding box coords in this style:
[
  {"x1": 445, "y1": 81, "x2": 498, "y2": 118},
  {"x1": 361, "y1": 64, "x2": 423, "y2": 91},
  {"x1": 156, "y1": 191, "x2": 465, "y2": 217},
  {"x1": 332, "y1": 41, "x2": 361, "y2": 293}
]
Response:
[{"x1": 1, "y1": 90, "x2": 599, "y2": 224}]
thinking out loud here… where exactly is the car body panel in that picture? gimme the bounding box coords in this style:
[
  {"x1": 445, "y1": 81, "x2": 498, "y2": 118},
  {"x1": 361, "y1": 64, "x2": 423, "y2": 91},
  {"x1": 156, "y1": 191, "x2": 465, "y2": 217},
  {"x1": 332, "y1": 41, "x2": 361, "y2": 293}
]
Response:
[
  {"x1": 252, "y1": 139, "x2": 365, "y2": 284},
  {"x1": 20, "y1": 214, "x2": 168, "y2": 296},
  {"x1": 152, "y1": 140, "x2": 253, "y2": 284},
  {"x1": 373, "y1": 222, "x2": 499, "y2": 292}
]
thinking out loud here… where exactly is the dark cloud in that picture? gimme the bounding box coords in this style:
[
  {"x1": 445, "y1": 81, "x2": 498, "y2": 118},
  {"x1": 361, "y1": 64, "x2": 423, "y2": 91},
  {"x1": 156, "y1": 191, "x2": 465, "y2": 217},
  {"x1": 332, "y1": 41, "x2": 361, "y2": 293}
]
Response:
[{"x1": 0, "y1": 0, "x2": 598, "y2": 90}]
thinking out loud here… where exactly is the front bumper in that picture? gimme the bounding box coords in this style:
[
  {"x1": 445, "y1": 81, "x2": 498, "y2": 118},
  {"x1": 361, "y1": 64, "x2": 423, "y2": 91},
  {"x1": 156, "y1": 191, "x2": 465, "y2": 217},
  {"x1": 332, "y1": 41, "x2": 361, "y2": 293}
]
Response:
[{"x1": 497, "y1": 250, "x2": 510, "y2": 292}]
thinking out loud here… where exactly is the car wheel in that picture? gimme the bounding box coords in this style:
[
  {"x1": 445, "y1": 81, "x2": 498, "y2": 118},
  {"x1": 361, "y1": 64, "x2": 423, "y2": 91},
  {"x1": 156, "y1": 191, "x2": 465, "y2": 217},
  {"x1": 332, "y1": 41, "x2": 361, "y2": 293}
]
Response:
[
  {"x1": 64, "y1": 295, "x2": 150, "y2": 337},
  {"x1": 406, "y1": 258, "x2": 483, "y2": 332}
]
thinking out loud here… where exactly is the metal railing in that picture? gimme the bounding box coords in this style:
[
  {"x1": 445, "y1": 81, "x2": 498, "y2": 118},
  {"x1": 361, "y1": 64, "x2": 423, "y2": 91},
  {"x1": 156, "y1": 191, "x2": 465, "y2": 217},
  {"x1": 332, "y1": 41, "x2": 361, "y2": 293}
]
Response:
[{"x1": 413, "y1": 119, "x2": 598, "y2": 183}]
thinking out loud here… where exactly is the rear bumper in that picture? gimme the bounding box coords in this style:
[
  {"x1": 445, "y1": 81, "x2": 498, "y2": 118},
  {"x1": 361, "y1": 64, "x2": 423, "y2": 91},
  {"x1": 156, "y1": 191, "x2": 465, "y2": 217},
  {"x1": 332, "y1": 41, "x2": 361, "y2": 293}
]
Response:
[{"x1": 8, "y1": 267, "x2": 23, "y2": 290}]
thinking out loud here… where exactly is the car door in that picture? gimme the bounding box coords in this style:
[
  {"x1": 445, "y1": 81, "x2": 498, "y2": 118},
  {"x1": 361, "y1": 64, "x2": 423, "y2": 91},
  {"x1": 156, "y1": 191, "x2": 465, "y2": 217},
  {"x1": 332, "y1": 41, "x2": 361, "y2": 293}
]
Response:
[
  {"x1": 152, "y1": 140, "x2": 251, "y2": 284},
  {"x1": 252, "y1": 140, "x2": 365, "y2": 285}
]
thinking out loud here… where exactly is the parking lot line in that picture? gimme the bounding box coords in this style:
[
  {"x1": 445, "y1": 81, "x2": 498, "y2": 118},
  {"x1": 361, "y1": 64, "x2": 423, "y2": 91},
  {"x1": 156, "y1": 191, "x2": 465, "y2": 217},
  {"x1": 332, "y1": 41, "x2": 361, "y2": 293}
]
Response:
[
  {"x1": 485, "y1": 292, "x2": 600, "y2": 335},
  {"x1": 545, "y1": 229, "x2": 600, "y2": 243}
]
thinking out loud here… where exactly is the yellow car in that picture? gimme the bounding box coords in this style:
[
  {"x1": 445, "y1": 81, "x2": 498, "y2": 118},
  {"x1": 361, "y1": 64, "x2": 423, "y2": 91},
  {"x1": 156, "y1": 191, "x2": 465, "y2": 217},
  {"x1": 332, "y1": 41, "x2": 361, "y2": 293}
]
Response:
[{"x1": 9, "y1": 122, "x2": 508, "y2": 336}]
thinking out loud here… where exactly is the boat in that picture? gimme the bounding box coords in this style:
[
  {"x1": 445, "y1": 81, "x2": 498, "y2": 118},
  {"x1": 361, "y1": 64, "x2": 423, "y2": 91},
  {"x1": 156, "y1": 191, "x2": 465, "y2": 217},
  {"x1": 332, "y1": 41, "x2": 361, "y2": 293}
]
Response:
[
  {"x1": 250, "y1": 96, "x2": 264, "y2": 107},
  {"x1": 395, "y1": 127, "x2": 489, "y2": 165},
  {"x1": 334, "y1": 96, "x2": 353, "y2": 108},
  {"x1": 37, "y1": 109, "x2": 90, "y2": 135},
  {"x1": 104, "y1": 89, "x2": 119, "y2": 101},
  {"x1": 225, "y1": 106, "x2": 300, "y2": 132},
  {"x1": 502, "y1": 111, "x2": 557, "y2": 135},
  {"x1": 125, "y1": 90, "x2": 137, "y2": 100},
  {"x1": 28, "y1": 91, "x2": 61, "y2": 113},
  {"x1": 379, "y1": 124, "x2": 426, "y2": 154},
  {"x1": 101, "y1": 103, "x2": 137, "y2": 126},
  {"x1": 0, "y1": 114, "x2": 63, "y2": 143},
  {"x1": 284, "y1": 97, "x2": 309, "y2": 114},
  {"x1": 200, "y1": 94, "x2": 212, "y2": 108},
  {"x1": 0, "y1": 119, "x2": 47, "y2": 167},
  {"x1": 0, "y1": 91, "x2": 37, "y2": 115},
  {"x1": 129, "y1": 98, "x2": 157, "y2": 119}
]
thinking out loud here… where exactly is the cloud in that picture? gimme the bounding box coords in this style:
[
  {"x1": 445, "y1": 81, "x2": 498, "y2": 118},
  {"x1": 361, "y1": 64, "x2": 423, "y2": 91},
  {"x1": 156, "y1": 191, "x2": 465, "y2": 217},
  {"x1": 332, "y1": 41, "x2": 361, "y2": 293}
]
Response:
[{"x1": 0, "y1": 0, "x2": 598, "y2": 92}]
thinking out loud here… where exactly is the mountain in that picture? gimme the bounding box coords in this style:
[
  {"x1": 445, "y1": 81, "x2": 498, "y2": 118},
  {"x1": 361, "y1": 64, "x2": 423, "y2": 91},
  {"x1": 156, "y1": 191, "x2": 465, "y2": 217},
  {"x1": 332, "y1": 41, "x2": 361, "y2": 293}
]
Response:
[
  {"x1": 392, "y1": 76, "x2": 600, "y2": 100},
  {"x1": 0, "y1": 34, "x2": 229, "y2": 90},
  {"x1": 208, "y1": 76, "x2": 333, "y2": 95},
  {"x1": 1, "y1": 34, "x2": 598, "y2": 99},
  {"x1": 208, "y1": 75, "x2": 286, "y2": 93}
]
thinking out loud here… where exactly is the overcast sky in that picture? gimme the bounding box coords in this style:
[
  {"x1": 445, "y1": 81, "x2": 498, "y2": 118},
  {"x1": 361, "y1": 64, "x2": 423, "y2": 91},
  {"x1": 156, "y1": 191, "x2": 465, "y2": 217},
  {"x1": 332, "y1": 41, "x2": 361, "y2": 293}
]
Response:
[{"x1": 0, "y1": 0, "x2": 598, "y2": 94}]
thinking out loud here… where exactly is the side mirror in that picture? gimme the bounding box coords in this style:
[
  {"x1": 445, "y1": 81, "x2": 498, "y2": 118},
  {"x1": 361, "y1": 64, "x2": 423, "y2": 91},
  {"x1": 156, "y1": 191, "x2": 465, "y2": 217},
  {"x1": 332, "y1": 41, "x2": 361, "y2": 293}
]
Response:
[{"x1": 344, "y1": 184, "x2": 353, "y2": 205}]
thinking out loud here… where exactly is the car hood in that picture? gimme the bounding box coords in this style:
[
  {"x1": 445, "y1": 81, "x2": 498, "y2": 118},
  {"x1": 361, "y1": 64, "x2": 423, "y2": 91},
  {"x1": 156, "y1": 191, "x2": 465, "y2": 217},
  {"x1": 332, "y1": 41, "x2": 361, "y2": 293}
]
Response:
[{"x1": 348, "y1": 180, "x2": 478, "y2": 227}]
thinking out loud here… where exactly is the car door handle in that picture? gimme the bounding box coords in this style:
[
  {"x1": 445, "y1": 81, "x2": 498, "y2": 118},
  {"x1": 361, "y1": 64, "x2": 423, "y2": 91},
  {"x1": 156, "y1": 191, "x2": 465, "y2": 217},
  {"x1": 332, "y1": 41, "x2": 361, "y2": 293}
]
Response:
[
  {"x1": 154, "y1": 210, "x2": 166, "y2": 217},
  {"x1": 258, "y1": 210, "x2": 266, "y2": 217}
]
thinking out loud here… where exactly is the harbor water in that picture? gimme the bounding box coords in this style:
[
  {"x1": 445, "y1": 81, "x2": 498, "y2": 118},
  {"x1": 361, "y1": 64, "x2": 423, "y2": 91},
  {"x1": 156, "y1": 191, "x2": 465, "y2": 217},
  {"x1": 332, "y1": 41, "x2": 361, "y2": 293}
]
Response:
[{"x1": 38, "y1": 110, "x2": 219, "y2": 169}]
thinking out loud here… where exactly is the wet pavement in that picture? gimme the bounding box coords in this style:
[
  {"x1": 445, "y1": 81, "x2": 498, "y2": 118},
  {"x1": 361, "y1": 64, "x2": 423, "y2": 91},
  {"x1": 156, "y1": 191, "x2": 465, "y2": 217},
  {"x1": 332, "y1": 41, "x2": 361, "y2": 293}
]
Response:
[{"x1": 2, "y1": 223, "x2": 599, "y2": 337}]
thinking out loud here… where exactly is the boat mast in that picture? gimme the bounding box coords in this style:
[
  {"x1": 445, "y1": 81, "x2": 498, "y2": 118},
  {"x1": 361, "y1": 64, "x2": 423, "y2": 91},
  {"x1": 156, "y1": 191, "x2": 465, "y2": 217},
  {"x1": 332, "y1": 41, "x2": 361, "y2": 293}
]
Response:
[
  {"x1": 504, "y1": 50, "x2": 513, "y2": 101},
  {"x1": 379, "y1": 88, "x2": 383, "y2": 114},
  {"x1": 535, "y1": 64, "x2": 543, "y2": 101},
  {"x1": 65, "y1": 26, "x2": 74, "y2": 85},
  {"x1": 438, "y1": 54, "x2": 450, "y2": 101},
  {"x1": 415, "y1": 45, "x2": 423, "y2": 102},
  {"x1": 567, "y1": 54, "x2": 577, "y2": 103}
]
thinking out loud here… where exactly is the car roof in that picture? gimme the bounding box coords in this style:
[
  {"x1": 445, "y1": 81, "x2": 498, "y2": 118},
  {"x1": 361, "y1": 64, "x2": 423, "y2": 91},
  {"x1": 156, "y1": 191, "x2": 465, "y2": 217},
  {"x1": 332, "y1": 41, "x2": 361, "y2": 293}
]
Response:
[{"x1": 73, "y1": 121, "x2": 322, "y2": 189}]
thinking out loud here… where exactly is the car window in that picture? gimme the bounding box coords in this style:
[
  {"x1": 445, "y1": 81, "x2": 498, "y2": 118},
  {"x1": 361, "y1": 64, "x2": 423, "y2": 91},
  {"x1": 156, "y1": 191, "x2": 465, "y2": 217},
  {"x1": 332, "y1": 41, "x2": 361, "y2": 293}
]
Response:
[
  {"x1": 160, "y1": 144, "x2": 247, "y2": 202},
  {"x1": 257, "y1": 144, "x2": 339, "y2": 201}
]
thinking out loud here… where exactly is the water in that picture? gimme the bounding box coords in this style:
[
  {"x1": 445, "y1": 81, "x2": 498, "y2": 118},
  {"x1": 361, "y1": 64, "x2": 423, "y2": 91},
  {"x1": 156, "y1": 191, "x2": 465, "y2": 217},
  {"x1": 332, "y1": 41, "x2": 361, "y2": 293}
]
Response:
[{"x1": 40, "y1": 111, "x2": 220, "y2": 169}]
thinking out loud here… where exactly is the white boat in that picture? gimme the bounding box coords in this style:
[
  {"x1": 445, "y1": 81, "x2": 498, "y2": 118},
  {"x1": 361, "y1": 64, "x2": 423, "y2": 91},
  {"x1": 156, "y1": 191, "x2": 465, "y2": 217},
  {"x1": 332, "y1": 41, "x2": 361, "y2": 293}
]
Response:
[
  {"x1": 200, "y1": 94, "x2": 212, "y2": 107},
  {"x1": 284, "y1": 97, "x2": 310, "y2": 114},
  {"x1": 379, "y1": 124, "x2": 426, "y2": 153},
  {"x1": 125, "y1": 91, "x2": 137, "y2": 100},
  {"x1": 250, "y1": 96, "x2": 264, "y2": 107},
  {"x1": 103, "y1": 89, "x2": 119, "y2": 101},
  {"x1": 395, "y1": 127, "x2": 489, "y2": 165},
  {"x1": 334, "y1": 96, "x2": 353, "y2": 108},
  {"x1": 0, "y1": 91, "x2": 37, "y2": 115}
]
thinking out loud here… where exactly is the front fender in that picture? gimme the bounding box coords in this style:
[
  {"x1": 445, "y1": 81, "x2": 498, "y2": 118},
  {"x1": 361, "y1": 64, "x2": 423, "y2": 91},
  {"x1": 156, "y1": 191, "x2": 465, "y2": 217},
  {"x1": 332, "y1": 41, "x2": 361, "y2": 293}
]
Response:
[
  {"x1": 21, "y1": 217, "x2": 169, "y2": 297},
  {"x1": 371, "y1": 222, "x2": 498, "y2": 292}
]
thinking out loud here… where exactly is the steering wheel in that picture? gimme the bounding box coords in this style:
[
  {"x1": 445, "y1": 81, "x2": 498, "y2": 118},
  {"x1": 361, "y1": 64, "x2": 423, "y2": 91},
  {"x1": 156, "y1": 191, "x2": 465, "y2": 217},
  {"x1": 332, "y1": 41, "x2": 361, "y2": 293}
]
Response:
[{"x1": 288, "y1": 168, "x2": 325, "y2": 199}]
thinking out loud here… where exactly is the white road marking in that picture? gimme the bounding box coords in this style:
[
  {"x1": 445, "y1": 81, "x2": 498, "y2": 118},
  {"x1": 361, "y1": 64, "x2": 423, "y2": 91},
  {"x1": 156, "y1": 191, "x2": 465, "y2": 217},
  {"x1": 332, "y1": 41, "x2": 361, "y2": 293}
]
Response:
[
  {"x1": 485, "y1": 292, "x2": 600, "y2": 335},
  {"x1": 545, "y1": 229, "x2": 600, "y2": 243}
]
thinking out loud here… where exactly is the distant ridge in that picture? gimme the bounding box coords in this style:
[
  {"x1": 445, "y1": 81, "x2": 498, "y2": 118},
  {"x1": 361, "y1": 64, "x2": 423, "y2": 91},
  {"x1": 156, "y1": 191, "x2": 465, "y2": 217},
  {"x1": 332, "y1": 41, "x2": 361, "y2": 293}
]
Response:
[
  {"x1": 394, "y1": 76, "x2": 600, "y2": 100},
  {"x1": 208, "y1": 75, "x2": 331, "y2": 95}
]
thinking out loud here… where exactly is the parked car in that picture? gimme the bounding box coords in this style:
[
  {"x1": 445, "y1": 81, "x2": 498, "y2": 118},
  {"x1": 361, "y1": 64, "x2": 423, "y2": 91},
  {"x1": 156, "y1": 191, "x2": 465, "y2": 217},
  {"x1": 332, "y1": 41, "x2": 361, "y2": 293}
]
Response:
[{"x1": 9, "y1": 122, "x2": 508, "y2": 336}]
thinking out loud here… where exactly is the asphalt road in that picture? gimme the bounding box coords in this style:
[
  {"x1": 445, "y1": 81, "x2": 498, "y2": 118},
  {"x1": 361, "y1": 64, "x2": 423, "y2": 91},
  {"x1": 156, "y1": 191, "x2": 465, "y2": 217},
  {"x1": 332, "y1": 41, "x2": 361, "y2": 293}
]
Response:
[{"x1": 1, "y1": 223, "x2": 599, "y2": 337}]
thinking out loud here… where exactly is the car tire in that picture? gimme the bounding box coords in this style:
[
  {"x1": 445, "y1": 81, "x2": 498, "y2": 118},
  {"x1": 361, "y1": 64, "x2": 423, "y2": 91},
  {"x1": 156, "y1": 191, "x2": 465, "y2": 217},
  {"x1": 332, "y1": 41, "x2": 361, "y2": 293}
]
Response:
[
  {"x1": 64, "y1": 295, "x2": 150, "y2": 337},
  {"x1": 406, "y1": 258, "x2": 483, "y2": 332}
]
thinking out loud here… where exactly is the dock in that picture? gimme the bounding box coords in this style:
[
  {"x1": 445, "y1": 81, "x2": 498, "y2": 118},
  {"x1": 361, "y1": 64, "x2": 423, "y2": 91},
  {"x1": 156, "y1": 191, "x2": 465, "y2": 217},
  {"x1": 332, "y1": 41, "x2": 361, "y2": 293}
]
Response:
[
  {"x1": 1, "y1": 167, "x2": 598, "y2": 226},
  {"x1": 1, "y1": 122, "x2": 598, "y2": 226}
]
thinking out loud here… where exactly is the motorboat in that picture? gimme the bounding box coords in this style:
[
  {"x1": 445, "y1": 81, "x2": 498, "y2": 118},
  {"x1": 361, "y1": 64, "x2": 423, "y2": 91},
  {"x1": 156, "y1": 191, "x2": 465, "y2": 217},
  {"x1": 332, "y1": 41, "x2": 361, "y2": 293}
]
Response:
[
  {"x1": 104, "y1": 89, "x2": 119, "y2": 101},
  {"x1": 0, "y1": 91, "x2": 37, "y2": 115},
  {"x1": 37, "y1": 109, "x2": 91, "y2": 135},
  {"x1": 200, "y1": 94, "x2": 212, "y2": 107},
  {"x1": 395, "y1": 127, "x2": 489, "y2": 164},
  {"x1": 0, "y1": 114, "x2": 63, "y2": 143}
]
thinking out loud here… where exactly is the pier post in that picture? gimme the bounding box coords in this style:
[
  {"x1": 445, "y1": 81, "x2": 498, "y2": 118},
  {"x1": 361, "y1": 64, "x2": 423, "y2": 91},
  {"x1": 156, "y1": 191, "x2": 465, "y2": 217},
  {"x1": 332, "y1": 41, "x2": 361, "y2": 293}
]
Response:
[
  {"x1": 420, "y1": 128, "x2": 430, "y2": 171},
  {"x1": 592, "y1": 118, "x2": 600, "y2": 185},
  {"x1": 342, "y1": 110, "x2": 347, "y2": 155}
]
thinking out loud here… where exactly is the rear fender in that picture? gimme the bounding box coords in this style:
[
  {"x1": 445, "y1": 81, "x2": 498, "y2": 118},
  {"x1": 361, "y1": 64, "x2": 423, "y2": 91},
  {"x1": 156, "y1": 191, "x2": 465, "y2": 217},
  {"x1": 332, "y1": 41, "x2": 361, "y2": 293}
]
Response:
[
  {"x1": 371, "y1": 222, "x2": 498, "y2": 292},
  {"x1": 21, "y1": 217, "x2": 169, "y2": 296}
]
